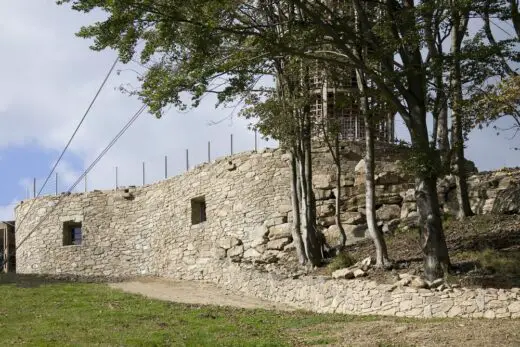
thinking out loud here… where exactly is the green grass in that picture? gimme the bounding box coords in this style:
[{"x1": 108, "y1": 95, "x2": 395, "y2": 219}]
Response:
[
  {"x1": 326, "y1": 252, "x2": 357, "y2": 273},
  {"x1": 0, "y1": 276, "x2": 382, "y2": 346}
]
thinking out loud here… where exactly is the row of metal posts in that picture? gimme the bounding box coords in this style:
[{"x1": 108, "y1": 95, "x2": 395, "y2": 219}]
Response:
[{"x1": 32, "y1": 131, "x2": 259, "y2": 195}]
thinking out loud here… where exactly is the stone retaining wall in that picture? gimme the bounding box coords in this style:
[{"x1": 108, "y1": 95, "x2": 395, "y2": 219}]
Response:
[
  {"x1": 165, "y1": 261, "x2": 520, "y2": 319},
  {"x1": 14, "y1": 145, "x2": 520, "y2": 319}
]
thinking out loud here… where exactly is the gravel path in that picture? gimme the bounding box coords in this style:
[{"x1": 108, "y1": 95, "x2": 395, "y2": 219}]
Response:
[{"x1": 109, "y1": 277, "x2": 296, "y2": 311}]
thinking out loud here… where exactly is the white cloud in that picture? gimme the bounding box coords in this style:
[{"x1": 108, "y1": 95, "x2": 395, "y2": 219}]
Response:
[{"x1": 0, "y1": 2, "x2": 276, "y2": 197}]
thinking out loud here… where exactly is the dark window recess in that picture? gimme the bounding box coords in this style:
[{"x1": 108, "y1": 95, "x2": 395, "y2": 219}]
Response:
[
  {"x1": 191, "y1": 196, "x2": 207, "y2": 225},
  {"x1": 63, "y1": 221, "x2": 82, "y2": 246}
]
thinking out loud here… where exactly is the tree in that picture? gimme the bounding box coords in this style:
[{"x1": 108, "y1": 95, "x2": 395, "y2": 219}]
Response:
[
  {"x1": 59, "y1": 0, "x2": 461, "y2": 279},
  {"x1": 289, "y1": 0, "x2": 451, "y2": 280},
  {"x1": 466, "y1": 75, "x2": 520, "y2": 145},
  {"x1": 449, "y1": 0, "x2": 474, "y2": 219},
  {"x1": 57, "y1": 0, "x2": 326, "y2": 265}
]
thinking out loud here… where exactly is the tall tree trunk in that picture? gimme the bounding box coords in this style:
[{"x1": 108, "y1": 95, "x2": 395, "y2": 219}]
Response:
[
  {"x1": 450, "y1": 8, "x2": 473, "y2": 219},
  {"x1": 436, "y1": 90, "x2": 450, "y2": 168},
  {"x1": 300, "y1": 114, "x2": 322, "y2": 266},
  {"x1": 356, "y1": 69, "x2": 390, "y2": 267},
  {"x1": 415, "y1": 176, "x2": 451, "y2": 281},
  {"x1": 290, "y1": 150, "x2": 306, "y2": 264},
  {"x1": 334, "y1": 134, "x2": 347, "y2": 249},
  {"x1": 410, "y1": 109, "x2": 451, "y2": 281}
]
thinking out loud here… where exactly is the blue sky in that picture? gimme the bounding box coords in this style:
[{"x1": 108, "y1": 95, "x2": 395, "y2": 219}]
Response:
[{"x1": 0, "y1": 1, "x2": 519, "y2": 220}]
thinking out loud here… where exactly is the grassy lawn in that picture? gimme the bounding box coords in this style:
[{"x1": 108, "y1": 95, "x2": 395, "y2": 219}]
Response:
[
  {"x1": 0, "y1": 275, "x2": 376, "y2": 346},
  {"x1": 1, "y1": 275, "x2": 519, "y2": 346}
]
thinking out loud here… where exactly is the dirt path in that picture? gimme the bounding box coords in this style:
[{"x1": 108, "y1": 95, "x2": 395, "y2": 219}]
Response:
[{"x1": 109, "y1": 277, "x2": 296, "y2": 311}]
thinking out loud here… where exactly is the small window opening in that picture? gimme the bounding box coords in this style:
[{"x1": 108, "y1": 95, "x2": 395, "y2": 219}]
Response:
[
  {"x1": 63, "y1": 221, "x2": 82, "y2": 246},
  {"x1": 191, "y1": 196, "x2": 207, "y2": 225}
]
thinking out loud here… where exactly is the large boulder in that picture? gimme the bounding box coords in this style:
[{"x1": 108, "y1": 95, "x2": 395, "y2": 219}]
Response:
[
  {"x1": 376, "y1": 204, "x2": 401, "y2": 221},
  {"x1": 492, "y1": 187, "x2": 520, "y2": 214}
]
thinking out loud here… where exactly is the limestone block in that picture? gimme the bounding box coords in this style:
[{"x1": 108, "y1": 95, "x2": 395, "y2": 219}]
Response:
[
  {"x1": 353, "y1": 268, "x2": 366, "y2": 278},
  {"x1": 313, "y1": 174, "x2": 335, "y2": 189},
  {"x1": 218, "y1": 237, "x2": 242, "y2": 250},
  {"x1": 317, "y1": 216, "x2": 336, "y2": 227},
  {"x1": 315, "y1": 189, "x2": 334, "y2": 200},
  {"x1": 332, "y1": 268, "x2": 354, "y2": 279},
  {"x1": 243, "y1": 248, "x2": 262, "y2": 258},
  {"x1": 317, "y1": 202, "x2": 335, "y2": 217},
  {"x1": 268, "y1": 223, "x2": 292, "y2": 240},
  {"x1": 508, "y1": 301, "x2": 520, "y2": 313},
  {"x1": 227, "y1": 245, "x2": 244, "y2": 258},
  {"x1": 400, "y1": 202, "x2": 417, "y2": 219},
  {"x1": 376, "y1": 204, "x2": 401, "y2": 221},
  {"x1": 375, "y1": 172, "x2": 400, "y2": 185},
  {"x1": 251, "y1": 238, "x2": 267, "y2": 248},
  {"x1": 267, "y1": 237, "x2": 291, "y2": 250},
  {"x1": 341, "y1": 212, "x2": 364, "y2": 225}
]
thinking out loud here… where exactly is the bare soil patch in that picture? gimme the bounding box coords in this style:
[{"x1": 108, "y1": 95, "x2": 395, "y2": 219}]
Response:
[
  {"x1": 109, "y1": 277, "x2": 296, "y2": 311},
  {"x1": 334, "y1": 214, "x2": 520, "y2": 288}
]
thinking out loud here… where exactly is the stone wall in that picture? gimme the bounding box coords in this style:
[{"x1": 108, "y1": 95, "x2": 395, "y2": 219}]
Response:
[
  {"x1": 15, "y1": 149, "x2": 293, "y2": 276},
  {"x1": 14, "y1": 145, "x2": 520, "y2": 319}
]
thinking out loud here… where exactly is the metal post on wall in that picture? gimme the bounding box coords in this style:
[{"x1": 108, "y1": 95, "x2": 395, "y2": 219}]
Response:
[
  {"x1": 142, "y1": 162, "x2": 146, "y2": 185},
  {"x1": 254, "y1": 129, "x2": 258, "y2": 152},
  {"x1": 84, "y1": 174, "x2": 87, "y2": 193},
  {"x1": 230, "y1": 134, "x2": 234, "y2": 155},
  {"x1": 207, "y1": 141, "x2": 211, "y2": 162},
  {"x1": 115, "y1": 166, "x2": 119, "y2": 189},
  {"x1": 185, "y1": 149, "x2": 189, "y2": 171},
  {"x1": 164, "y1": 155, "x2": 168, "y2": 179},
  {"x1": 56, "y1": 172, "x2": 59, "y2": 196},
  {"x1": 33, "y1": 178, "x2": 36, "y2": 198}
]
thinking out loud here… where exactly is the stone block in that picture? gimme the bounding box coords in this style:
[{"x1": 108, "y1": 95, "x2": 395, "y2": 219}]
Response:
[
  {"x1": 341, "y1": 212, "x2": 364, "y2": 225},
  {"x1": 218, "y1": 237, "x2": 242, "y2": 250},
  {"x1": 227, "y1": 245, "x2": 244, "y2": 258},
  {"x1": 313, "y1": 174, "x2": 335, "y2": 189},
  {"x1": 376, "y1": 204, "x2": 401, "y2": 221},
  {"x1": 243, "y1": 248, "x2": 262, "y2": 258},
  {"x1": 268, "y1": 223, "x2": 292, "y2": 240},
  {"x1": 267, "y1": 237, "x2": 291, "y2": 250},
  {"x1": 332, "y1": 268, "x2": 354, "y2": 279}
]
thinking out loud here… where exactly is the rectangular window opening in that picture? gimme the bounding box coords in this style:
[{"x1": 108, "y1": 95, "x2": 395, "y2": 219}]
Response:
[
  {"x1": 63, "y1": 221, "x2": 82, "y2": 246},
  {"x1": 191, "y1": 196, "x2": 207, "y2": 225}
]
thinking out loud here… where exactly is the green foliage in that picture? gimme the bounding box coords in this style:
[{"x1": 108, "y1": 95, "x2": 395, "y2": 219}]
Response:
[{"x1": 327, "y1": 252, "x2": 356, "y2": 273}]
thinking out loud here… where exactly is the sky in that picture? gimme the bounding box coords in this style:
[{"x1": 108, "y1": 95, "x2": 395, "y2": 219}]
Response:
[{"x1": 0, "y1": 1, "x2": 519, "y2": 221}]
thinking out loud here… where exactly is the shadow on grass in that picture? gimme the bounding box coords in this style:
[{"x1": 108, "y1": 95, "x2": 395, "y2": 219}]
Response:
[{"x1": 0, "y1": 273, "x2": 128, "y2": 288}]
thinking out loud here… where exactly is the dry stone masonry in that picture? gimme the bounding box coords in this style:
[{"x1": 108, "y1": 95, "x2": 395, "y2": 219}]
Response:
[{"x1": 15, "y1": 144, "x2": 520, "y2": 319}]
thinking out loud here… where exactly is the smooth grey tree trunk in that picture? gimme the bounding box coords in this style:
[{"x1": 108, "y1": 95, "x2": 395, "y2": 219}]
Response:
[
  {"x1": 300, "y1": 117, "x2": 322, "y2": 266},
  {"x1": 356, "y1": 68, "x2": 390, "y2": 267},
  {"x1": 415, "y1": 176, "x2": 451, "y2": 281},
  {"x1": 334, "y1": 135, "x2": 347, "y2": 249},
  {"x1": 290, "y1": 150, "x2": 307, "y2": 264},
  {"x1": 450, "y1": 10, "x2": 473, "y2": 219},
  {"x1": 410, "y1": 109, "x2": 451, "y2": 281}
]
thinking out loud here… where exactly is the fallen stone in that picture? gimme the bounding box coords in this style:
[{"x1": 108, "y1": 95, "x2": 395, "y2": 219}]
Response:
[
  {"x1": 411, "y1": 277, "x2": 428, "y2": 289},
  {"x1": 397, "y1": 278, "x2": 411, "y2": 287},
  {"x1": 332, "y1": 268, "x2": 355, "y2": 279},
  {"x1": 353, "y1": 268, "x2": 367, "y2": 278}
]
